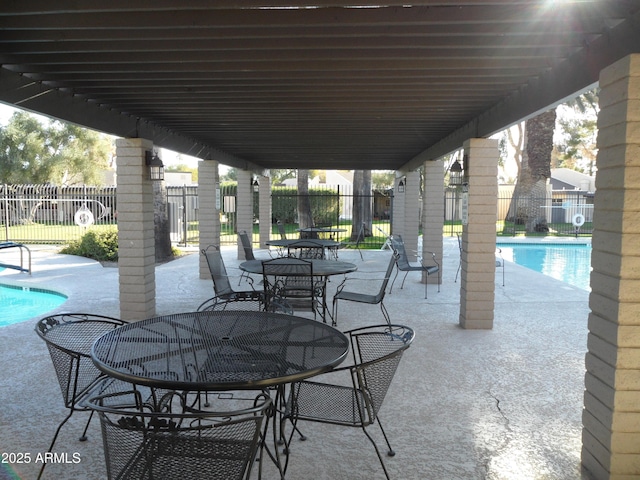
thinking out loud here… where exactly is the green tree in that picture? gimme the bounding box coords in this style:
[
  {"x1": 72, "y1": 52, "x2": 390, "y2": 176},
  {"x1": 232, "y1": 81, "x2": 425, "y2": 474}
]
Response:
[
  {"x1": 555, "y1": 90, "x2": 599, "y2": 175},
  {"x1": 372, "y1": 171, "x2": 395, "y2": 190},
  {"x1": 0, "y1": 111, "x2": 112, "y2": 185},
  {"x1": 165, "y1": 163, "x2": 198, "y2": 183}
]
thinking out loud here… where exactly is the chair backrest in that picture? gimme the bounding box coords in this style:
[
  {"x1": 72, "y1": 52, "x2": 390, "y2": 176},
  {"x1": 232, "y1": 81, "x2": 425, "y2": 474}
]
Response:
[
  {"x1": 390, "y1": 235, "x2": 411, "y2": 269},
  {"x1": 87, "y1": 388, "x2": 271, "y2": 480},
  {"x1": 276, "y1": 220, "x2": 287, "y2": 239},
  {"x1": 374, "y1": 253, "x2": 399, "y2": 302},
  {"x1": 238, "y1": 231, "x2": 255, "y2": 261},
  {"x1": 348, "y1": 324, "x2": 414, "y2": 422},
  {"x1": 262, "y1": 257, "x2": 318, "y2": 312},
  {"x1": 201, "y1": 245, "x2": 234, "y2": 297},
  {"x1": 35, "y1": 313, "x2": 126, "y2": 408},
  {"x1": 288, "y1": 239, "x2": 325, "y2": 259}
]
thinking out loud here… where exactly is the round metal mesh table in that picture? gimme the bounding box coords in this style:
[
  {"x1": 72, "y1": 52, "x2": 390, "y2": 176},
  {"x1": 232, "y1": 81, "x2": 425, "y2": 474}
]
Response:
[{"x1": 91, "y1": 311, "x2": 349, "y2": 391}]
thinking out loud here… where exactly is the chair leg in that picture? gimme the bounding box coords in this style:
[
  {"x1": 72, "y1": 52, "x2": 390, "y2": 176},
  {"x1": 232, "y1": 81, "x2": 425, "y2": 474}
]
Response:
[
  {"x1": 400, "y1": 271, "x2": 409, "y2": 290},
  {"x1": 361, "y1": 425, "x2": 392, "y2": 480},
  {"x1": 376, "y1": 417, "x2": 396, "y2": 457},
  {"x1": 380, "y1": 301, "x2": 391, "y2": 326},
  {"x1": 332, "y1": 298, "x2": 339, "y2": 327},
  {"x1": 79, "y1": 409, "x2": 95, "y2": 441},
  {"x1": 389, "y1": 268, "x2": 399, "y2": 294},
  {"x1": 38, "y1": 409, "x2": 75, "y2": 480}
]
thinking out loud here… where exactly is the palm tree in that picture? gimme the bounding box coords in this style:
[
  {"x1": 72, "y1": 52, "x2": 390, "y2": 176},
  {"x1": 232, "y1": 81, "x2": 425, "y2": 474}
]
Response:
[{"x1": 506, "y1": 109, "x2": 556, "y2": 233}]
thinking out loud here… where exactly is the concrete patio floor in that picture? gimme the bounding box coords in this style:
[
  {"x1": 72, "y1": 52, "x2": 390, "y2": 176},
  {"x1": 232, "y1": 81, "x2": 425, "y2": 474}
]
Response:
[{"x1": 0, "y1": 238, "x2": 593, "y2": 480}]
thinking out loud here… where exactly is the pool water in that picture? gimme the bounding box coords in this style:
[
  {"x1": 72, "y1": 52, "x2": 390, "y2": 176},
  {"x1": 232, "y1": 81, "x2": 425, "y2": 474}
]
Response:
[
  {"x1": 498, "y1": 243, "x2": 592, "y2": 291},
  {"x1": 0, "y1": 284, "x2": 67, "y2": 327}
]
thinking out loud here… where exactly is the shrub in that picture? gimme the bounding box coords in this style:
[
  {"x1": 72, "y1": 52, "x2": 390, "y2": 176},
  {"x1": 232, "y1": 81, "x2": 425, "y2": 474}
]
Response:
[{"x1": 60, "y1": 227, "x2": 119, "y2": 262}]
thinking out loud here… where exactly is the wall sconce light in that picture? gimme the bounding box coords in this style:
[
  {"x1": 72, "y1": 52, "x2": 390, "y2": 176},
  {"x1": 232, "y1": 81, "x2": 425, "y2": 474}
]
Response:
[
  {"x1": 252, "y1": 178, "x2": 260, "y2": 192},
  {"x1": 448, "y1": 155, "x2": 465, "y2": 187},
  {"x1": 397, "y1": 178, "x2": 405, "y2": 193},
  {"x1": 145, "y1": 151, "x2": 165, "y2": 181}
]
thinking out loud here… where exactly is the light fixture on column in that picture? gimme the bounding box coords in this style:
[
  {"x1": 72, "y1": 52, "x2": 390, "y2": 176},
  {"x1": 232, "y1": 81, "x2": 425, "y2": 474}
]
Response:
[
  {"x1": 397, "y1": 178, "x2": 406, "y2": 193},
  {"x1": 145, "y1": 151, "x2": 165, "y2": 181},
  {"x1": 252, "y1": 177, "x2": 259, "y2": 192},
  {"x1": 448, "y1": 155, "x2": 465, "y2": 187}
]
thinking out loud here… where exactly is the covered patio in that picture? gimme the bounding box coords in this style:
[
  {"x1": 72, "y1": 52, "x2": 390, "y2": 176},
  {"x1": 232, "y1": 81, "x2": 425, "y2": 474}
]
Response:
[
  {"x1": 1, "y1": 3, "x2": 640, "y2": 478},
  {"x1": 0, "y1": 244, "x2": 590, "y2": 479}
]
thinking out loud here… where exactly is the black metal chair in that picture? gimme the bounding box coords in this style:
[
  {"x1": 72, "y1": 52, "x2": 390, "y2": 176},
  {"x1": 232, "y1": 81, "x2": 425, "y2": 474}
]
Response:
[
  {"x1": 338, "y1": 221, "x2": 365, "y2": 260},
  {"x1": 262, "y1": 256, "x2": 326, "y2": 321},
  {"x1": 332, "y1": 252, "x2": 397, "y2": 327},
  {"x1": 282, "y1": 324, "x2": 415, "y2": 480},
  {"x1": 199, "y1": 294, "x2": 293, "y2": 315},
  {"x1": 390, "y1": 234, "x2": 440, "y2": 299},
  {"x1": 86, "y1": 385, "x2": 271, "y2": 480},
  {"x1": 287, "y1": 239, "x2": 326, "y2": 259},
  {"x1": 34, "y1": 313, "x2": 135, "y2": 479},
  {"x1": 276, "y1": 220, "x2": 287, "y2": 240},
  {"x1": 238, "y1": 230, "x2": 261, "y2": 284},
  {"x1": 198, "y1": 245, "x2": 265, "y2": 311}
]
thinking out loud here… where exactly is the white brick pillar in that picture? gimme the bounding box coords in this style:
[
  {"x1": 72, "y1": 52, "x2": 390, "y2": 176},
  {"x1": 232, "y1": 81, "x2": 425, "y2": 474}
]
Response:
[
  {"x1": 392, "y1": 176, "x2": 406, "y2": 236},
  {"x1": 403, "y1": 170, "x2": 421, "y2": 259},
  {"x1": 236, "y1": 169, "x2": 253, "y2": 259},
  {"x1": 582, "y1": 54, "x2": 640, "y2": 480},
  {"x1": 198, "y1": 160, "x2": 220, "y2": 279},
  {"x1": 423, "y1": 160, "x2": 444, "y2": 284},
  {"x1": 115, "y1": 138, "x2": 156, "y2": 321},
  {"x1": 459, "y1": 138, "x2": 498, "y2": 329},
  {"x1": 258, "y1": 175, "x2": 271, "y2": 248}
]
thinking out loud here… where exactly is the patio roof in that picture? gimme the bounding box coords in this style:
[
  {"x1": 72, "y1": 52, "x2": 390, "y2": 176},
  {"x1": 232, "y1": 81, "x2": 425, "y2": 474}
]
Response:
[{"x1": 1, "y1": 1, "x2": 640, "y2": 172}]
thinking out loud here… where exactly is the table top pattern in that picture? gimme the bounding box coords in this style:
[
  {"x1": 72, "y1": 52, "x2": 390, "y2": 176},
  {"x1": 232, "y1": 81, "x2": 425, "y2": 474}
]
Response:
[{"x1": 91, "y1": 311, "x2": 349, "y2": 391}]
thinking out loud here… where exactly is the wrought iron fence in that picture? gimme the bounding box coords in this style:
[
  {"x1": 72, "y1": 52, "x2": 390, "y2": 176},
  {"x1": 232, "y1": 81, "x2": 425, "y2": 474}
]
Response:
[
  {"x1": 444, "y1": 188, "x2": 594, "y2": 237},
  {"x1": 1, "y1": 184, "x2": 117, "y2": 244},
  {"x1": 1, "y1": 182, "x2": 592, "y2": 246}
]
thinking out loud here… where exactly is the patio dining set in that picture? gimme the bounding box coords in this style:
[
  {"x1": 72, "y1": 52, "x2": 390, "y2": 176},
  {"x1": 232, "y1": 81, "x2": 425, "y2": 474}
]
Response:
[{"x1": 33, "y1": 233, "x2": 438, "y2": 479}]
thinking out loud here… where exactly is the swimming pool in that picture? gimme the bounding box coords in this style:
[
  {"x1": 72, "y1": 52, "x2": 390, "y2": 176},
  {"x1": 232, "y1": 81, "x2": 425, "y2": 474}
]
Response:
[
  {"x1": 0, "y1": 284, "x2": 67, "y2": 327},
  {"x1": 498, "y1": 243, "x2": 592, "y2": 291}
]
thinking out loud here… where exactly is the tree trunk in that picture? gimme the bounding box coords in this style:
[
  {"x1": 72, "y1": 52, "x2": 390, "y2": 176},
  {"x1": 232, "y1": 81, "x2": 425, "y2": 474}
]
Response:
[
  {"x1": 351, "y1": 170, "x2": 372, "y2": 239},
  {"x1": 296, "y1": 169, "x2": 315, "y2": 238},
  {"x1": 153, "y1": 181, "x2": 173, "y2": 262},
  {"x1": 508, "y1": 109, "x2": 556, "y2": 233}
]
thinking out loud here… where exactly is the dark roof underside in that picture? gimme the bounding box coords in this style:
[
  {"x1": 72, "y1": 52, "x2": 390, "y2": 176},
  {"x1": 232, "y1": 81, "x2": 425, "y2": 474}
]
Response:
[{"x1": 1, "y1": 1, "x2": 640, "y2": 172}]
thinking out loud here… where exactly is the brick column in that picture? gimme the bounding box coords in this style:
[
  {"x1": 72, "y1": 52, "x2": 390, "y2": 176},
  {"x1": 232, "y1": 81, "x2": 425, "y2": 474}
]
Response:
[
  {"x1": 392, "y1": 176, "x2": 405, "y2": 236},
  {"x1": 258, "y1": 175, "x2": 271, "y2": 248},
  {"x1": 403, "y1": 170, "x2": 421, "y2": 259},
  {"x1": 115, "y1": 138, "x2": 156, "y2": 321},
  {"x1": 423, "y1": 160, "x2": 444, "y2": 284},
  {"x1": 236, "y1": 169, "x2": 253, "y2": 259},
  {"x1": 459, "y1": 138, "x2": 498, "y2": 329},
  {"x1": 198, "y1": 160, "x2": 220, "y2": 279},
  {"x1": 582, "y1": 54, "x2": 640, "y2": 479}
]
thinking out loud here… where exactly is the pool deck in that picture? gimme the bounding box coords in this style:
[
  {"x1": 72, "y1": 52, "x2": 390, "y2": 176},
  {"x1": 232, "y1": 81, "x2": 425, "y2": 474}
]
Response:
[{"x1": 0, "y1": 237, "x2": 594, "y2": 480}]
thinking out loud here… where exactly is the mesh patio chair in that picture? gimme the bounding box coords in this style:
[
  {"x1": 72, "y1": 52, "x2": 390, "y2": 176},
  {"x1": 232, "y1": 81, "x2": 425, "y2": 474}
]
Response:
[
  {"x1": 34, "y1": 313, "x2": 154, "y2": 479},
  {"x1": 198, "y1": 294, "x2": 293, "y2": 315},
  {"x1": 276, "y1": 220, "x2": 287, "y2": 240},
  {"x1": 332, "y1": 252, "x2": 397, "y2": 327},
  {"x1": 86, "y1": 385, "x2": 271, "y2": 480},
  {"x1": 262, "y1": 256, "x2": 326, "y2": 321},
  {"x1": 282, "y1": 324, "x2": 415, "y2": 480},
  {"x1": 390, "y1": 235, "x2": 440, "y2": 299},
  {"x1": 238, "y1": 231, "x2": 260, "y2": 284},
  {"x1": 198, "y1": 245, "x2": 265, "y2": 311},
  {"x1": 338, "y1": 221, "x2": 365, "y2": 260}
]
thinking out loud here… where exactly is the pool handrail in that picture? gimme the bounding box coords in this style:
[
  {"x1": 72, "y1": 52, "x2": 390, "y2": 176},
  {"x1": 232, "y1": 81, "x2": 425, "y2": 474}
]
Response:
[{"x1": 0, "y1": 242, "x2": 31, "y2": 275}]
